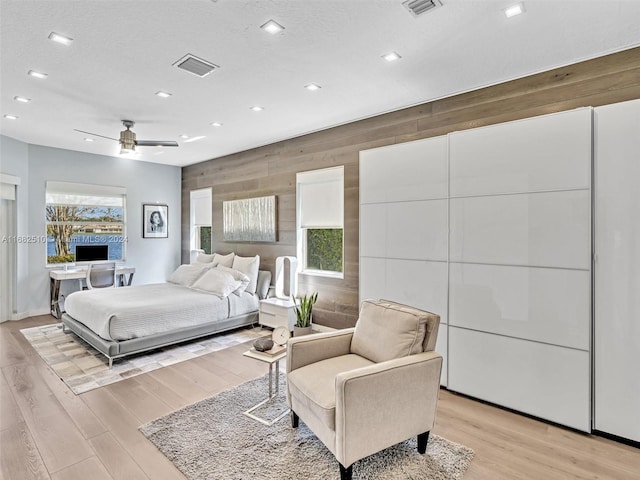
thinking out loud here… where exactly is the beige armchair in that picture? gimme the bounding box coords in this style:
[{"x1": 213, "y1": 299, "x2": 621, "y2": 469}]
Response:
[{"x1": 286, "y1": 300, "x2": 442, "y2": 480}]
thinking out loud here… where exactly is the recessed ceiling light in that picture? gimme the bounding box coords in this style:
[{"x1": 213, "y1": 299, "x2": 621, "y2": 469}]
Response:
[
  {"x1": 84, "y1": 138, "x2": 94, "y2": 142},
  {"x1": 14, "y1": 96, "x2": 31, "y2": 103},
  {"x1": 504, "y1": 3, "x2": 525, "y2": 18},
  {"x1": 305, "y1": 83, "x2": 321, "y2": 91},
  {"x1": 382, "y1": 52, "x2": 402, "y2": 62},
  {"x1": 260, "y1": 20, "x2": 285, "y2": 34},
  {"x1": 4, "y1": 114, "x2": 18, "y2": 120},
  {"x1": 154, "y1": 151, "x2": 165, "y2": 155},
  {"x1": 211, "y1": 122, "x2": 223, "y2": 127},
  {"x1": 48, "y1": 32, "x2": 73, "y2": 46},
  {"x1": 28, "y1": 70, "x2": 48, "y2": 79},
  {"x1": 179, "y1": 134, "x2": 190, "y2": 139},
  {"x1": 250, "y1": 106, "x2": 264, "y2": 112},
  {"x1": 184, "y1": 136, "x2": 205, "y2": 143},
  {"x1": 155, "y1": 91, "x2": 172, "y2": 98}
]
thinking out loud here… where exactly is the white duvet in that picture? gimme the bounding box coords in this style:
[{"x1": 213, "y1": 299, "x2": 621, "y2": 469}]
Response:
[{"x1": 64, "y1": 283, "x2": 258, "y2": 341}]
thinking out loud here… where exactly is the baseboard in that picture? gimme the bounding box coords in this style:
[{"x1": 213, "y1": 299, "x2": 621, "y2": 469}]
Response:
[{"x1": 11, "y1": 311, "x2": 32, "y2": 321}]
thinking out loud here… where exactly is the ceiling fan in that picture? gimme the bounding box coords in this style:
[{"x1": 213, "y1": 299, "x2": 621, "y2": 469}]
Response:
[{"x1": 74, "y1": 120, "x2": 179, "y2": 153}]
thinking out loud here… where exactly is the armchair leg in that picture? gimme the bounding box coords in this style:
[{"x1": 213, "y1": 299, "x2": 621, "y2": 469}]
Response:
[
  {"x1": 291, "y1": 411, "x2": 299, "y2": 428},
  {"x1": 417, "y1": 431, "x2": 430, "y2": 454},
  {"x1": 339, "y1": 463, "x2": 352, "y2": 480}
]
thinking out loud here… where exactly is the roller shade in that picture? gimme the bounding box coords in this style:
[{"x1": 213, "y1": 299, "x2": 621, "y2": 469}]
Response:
[
  {"x1": 191, "y1": 188, "x2": 212, "y2": 226},
  {"x1": 46, "y1": 181, "x2": 125, "y2": 207},
  {"x1": 298, "y1": 167, "x2": 343, "y2": 228}
]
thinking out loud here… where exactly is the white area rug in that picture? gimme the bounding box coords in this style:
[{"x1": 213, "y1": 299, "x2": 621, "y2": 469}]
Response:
[
  {"x1": 140, "y1": 374, "x2": 475, "y2": 480},
  {"x1": 21, "y1": 323, "x2": 267, "y2": 394}
]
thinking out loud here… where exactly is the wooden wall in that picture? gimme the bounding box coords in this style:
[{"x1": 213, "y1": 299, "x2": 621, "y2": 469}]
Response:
[{"x1": 182, "y1": 46, "x2": 640, "y2": 329}]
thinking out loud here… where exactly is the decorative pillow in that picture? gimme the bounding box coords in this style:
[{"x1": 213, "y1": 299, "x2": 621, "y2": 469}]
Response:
[
  {"x1": 231, "y1": 254, "x2": 260, "y2": 294},
  {"x1": 191, "y1": 268, "x2": 242, "y2": 298},
  {"x1": 213, "y1": 252, "x2": 235, "y2": 268},
  {"x1": 195, "y1": 252, "x2": 216, "y2": 264},
  {"x1": 350, "y1": 300, "x2": 428, "y2": 363},
  {"x1": 167, "y1": 264, "x2": 210, "y2": 287},
  {"x1": 217, "y1": 266, "x2": 250, "y2": 296}
]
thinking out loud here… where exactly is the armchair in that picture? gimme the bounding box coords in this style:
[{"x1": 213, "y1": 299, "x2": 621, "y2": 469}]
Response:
[{"x1": 286, "y1": 299, "x2": 442, "y2": 480}]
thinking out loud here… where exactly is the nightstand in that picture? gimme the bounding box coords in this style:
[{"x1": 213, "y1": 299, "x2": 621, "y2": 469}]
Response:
[{"x1": 259, "y1": 297, "x2": 298, "y2": 331}]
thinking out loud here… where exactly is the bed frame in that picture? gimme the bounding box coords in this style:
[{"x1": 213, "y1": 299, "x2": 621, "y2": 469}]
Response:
[{"x1": 61, "y1": 270, "x2": 272, "y2": 368}]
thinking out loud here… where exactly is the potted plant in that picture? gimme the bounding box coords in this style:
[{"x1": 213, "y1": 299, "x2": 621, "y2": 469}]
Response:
[{"x1": 292, "y1": 292, "x2": 318, "y2": 336}]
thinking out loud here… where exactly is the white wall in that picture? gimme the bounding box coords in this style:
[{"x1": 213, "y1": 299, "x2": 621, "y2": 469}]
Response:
[
  {"x1": 0, "y1": 135, "x2": 182, "y2": 318},
  {"x1": 0, "y1": 135, "x2": 30, "y2": 318}
]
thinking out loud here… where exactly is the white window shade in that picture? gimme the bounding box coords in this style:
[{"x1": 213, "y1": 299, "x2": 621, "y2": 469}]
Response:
[
  {"x1": 298, "y1": 167, "x2": 343, "y2": 228},
  {"x1": 46, "y1": 181, "x2": 125, "y2": 207},
  {"x1": 191, "y1": 188, "x2": 212, "y2": 226}
]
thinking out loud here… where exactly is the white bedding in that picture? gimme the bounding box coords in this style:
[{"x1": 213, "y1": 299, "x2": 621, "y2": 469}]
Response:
[{"x1": 64, "y1": 283, "x2": 258, "y2": 341}]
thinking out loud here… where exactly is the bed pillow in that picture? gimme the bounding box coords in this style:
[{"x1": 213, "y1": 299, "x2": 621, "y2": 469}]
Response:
[
  {"x1": 231, "y1": 255, "x2": 260, "y2": 294},
  {"x1": 195, "y1": 252, "x2": 216, "y2": 264},
  {"x1": 217, "y1": 266, "x2": 250, "y2": 296},
  {"x1": 167, "y1": 264, "x2": 210, "y2": 287},
  {"x1": 191, "y1": 268, "x2": 242, "y2": 298},
  {"x1": 213, "y1": 252, "x2": 235, "y2": 268}
]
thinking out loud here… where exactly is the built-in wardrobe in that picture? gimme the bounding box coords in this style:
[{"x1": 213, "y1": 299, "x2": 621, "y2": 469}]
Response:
[{"x1": 360, "y1": 98, "x2": 640, "y2": 441}]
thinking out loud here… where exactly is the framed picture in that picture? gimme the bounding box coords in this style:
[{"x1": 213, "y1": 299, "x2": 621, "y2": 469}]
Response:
[{"x1": 143, "y1": 204, "x2": 168, "y2": 238}]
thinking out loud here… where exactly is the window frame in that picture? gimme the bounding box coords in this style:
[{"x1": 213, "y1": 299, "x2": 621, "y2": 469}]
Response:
[
  {"x1": 190, "y1": 188, "x2": 213, "y2": 254},
  {"x1": 296, "y1": 166, "x2": 344, "y2": 279},
  {"x1": 45, "y1": 181, "x2": 127, "y2": 266}
]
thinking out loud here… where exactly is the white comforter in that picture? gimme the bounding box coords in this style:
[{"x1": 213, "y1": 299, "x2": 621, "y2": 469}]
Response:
[{"x1": 64, "y1": 283, "x2": 258, "y2": 341}]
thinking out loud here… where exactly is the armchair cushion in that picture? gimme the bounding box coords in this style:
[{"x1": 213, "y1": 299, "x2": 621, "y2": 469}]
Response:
[
  {"x1": 288, "y1": 354, "x2": 374, "y2": 431},
  {"x1": 350, "y1": 300, "x2": 429, "y2": 363}
]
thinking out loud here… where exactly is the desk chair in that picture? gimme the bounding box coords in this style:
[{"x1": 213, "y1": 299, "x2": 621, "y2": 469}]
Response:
[{"x1": 85, "y1": 262, "x2": 117, "y2": 289}]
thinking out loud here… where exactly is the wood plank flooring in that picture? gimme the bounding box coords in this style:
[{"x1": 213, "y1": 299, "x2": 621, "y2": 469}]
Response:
[{"x1": 2, "y1": 316, "x2": 639, "y2": 479}]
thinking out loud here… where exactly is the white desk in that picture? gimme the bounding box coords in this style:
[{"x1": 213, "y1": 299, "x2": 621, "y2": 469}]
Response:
[{"x1": 49, "y1": 266, "x2": 135, "y2": 318}]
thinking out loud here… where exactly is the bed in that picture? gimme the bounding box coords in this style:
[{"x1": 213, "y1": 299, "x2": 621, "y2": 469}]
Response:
[{"x1": 61, "y1": 258, "x2": 271, "y2": 367}]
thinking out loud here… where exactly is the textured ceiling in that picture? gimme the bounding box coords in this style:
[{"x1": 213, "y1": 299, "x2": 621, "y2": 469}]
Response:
[{"x1": 1, "y1": 0, "x2": 640, "y2": 167}]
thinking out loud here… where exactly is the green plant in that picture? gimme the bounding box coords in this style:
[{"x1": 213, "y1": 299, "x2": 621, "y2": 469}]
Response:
[{"x1": 292, "y1": 292, "x2": 318, "y2": 328}]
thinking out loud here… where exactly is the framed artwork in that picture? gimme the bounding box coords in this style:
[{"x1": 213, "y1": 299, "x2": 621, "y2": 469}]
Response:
[
  {"x1": 143, "y1": 203, "x2": 168, "y2": 238},
  {"x1": 223, "y1": 195, "x2": 276, "y2": 242}
]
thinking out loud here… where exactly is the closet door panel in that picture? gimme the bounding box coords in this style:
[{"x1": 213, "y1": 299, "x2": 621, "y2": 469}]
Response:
[
  {"x1": 450, "y1": 108, "x2": 591, "y2": 196},
  {"x1": 450, "y1": 190, "x2": 590, "y2": 269},
  {"x1": 359, "y1": 257, "x2": 386, "y2": 304},
  {"x1": 360, "y1": 137, "x2": 448, "y2": 204},
  {"x1": 594, "y1": 99, "x2": 640, "y2": 442},
  {"x1": 360, "y1": 203, "x2": 387, "y2": 258},
  {"x1": 386, "y1": 200, "x2": 448, "y2": 261},
  {"x1": 385, "y1": 259, "x2": 448, "y2": 324},
  {"x1": 449, "y1": 327, "x2": 590, "y2": 432},
  {"x1": 449, "y1": 263, "x2": 589, "y2": 350}
]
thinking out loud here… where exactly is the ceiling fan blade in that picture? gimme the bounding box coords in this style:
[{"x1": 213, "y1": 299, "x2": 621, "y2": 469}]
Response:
[
  {"x1": 135, "y1": 140, "x2": 179, "y2": 147},
  {"x1": 73, "y1": 129, "x2": 119, "y2": 142}
]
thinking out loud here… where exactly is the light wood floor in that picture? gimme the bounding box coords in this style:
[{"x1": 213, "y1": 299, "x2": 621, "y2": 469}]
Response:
[{"x1": 1, "y1": 316, "x2": 639, "y2": 480}]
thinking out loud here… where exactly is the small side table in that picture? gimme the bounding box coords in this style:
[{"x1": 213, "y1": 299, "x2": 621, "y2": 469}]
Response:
[
  {"x1": 259, "y1": 297, "x2": 298, "y2": 331},
  {"x1": 242, "y1": 348, "x2": 289, "y2": 426}
]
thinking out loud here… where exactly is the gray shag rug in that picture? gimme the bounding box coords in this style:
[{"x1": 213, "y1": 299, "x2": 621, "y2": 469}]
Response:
[{"x1": 140, "y1": 374, "x2": 474, "y2": 480}]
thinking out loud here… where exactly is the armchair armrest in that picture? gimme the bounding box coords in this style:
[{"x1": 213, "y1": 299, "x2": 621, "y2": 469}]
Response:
[
  {"x1": 287, "y1": 328, "x2": 355, "y2": 374},
  {"x1": 334, "y1": 351, "x2": 443, "y2": 467}
]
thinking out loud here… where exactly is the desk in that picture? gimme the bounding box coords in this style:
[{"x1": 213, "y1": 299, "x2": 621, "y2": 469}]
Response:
[{"x1": 49, "y1": 266, "x2": 135, "y2": 318}]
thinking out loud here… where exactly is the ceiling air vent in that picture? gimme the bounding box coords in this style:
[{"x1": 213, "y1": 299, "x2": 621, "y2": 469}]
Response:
[
  {"x1": 173, "y1": 54, "x2": 219, "y2": 77},
  {"x1": 402, "y1": 0, "x2": 442, "y2": 17}
]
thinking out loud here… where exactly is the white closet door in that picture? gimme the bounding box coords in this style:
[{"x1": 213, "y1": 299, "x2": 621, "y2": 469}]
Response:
[{"x1": 594, "y1": 98, "x2": 640, "y2": 442}]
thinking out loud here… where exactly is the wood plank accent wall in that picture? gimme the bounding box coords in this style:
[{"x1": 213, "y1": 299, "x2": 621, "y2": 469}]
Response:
[{"x1": 182, "y1": 46, "x2": 640, "y2": 329}]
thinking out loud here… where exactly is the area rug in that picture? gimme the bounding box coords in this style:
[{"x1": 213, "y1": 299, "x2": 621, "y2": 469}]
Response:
[
  {"x1": 140, "y1": 374, "x2": 475, "y2": 480},
  {"x1": 20, "y1": 323, "x2": 268, "y2": 395}
]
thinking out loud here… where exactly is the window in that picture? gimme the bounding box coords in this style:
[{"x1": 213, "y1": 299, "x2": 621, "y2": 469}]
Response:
[
  {"x1": 190, "y1": 188, "x2": 212, "y2": 254},
  {"x1": 45, "y1": 181, "x2": 126, "y2": 264},
  {"x1": 296, "y1": 166, "x2": 344, "y2": 277}
]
